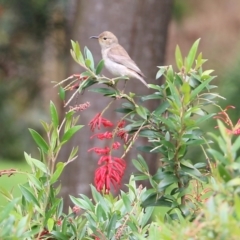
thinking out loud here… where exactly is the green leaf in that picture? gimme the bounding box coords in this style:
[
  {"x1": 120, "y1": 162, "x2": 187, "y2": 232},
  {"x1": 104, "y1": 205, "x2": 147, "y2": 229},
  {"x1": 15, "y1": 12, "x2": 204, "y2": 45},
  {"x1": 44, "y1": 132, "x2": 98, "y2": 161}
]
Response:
[
  {"x1": 84, "y1": 47, "x2": 95, "y2": 71},
  {"x1": 156, "y1": 67, "x2": 166, "y2": 79},
  {"x1": 47, "y1": 218, "x2": 54, "y2": 232},
  {"x1": 227, "y1": 178, "x2": 240, "y2": 187},
  {"x1": 50, "y1": 128, "x2": 58, "y2": 151},
  {"x1": 167, "y1": 81, "x2": 181, "y2": 107},
  {"x1": 115, "y1": 108, "x2": 133, "y2": 114},
  {"x1": 139, "y1": 129, "x2": 158, "y2": 138},
  {"x1": 70, "y1": 195, "x2": 94, "y2": 211},
  {"x1": 133, "y1": 175, "x2": 149, "y2": 181},
  {"x1": 195, "y1": 113, "x2": 215, "y2": 124},
  {"x1": 51, "y1": 231, "x2": 69, "y2": 240},
  {"x1": 15, "y1": 215, "x2": 29, "y2": 237},
  {"x1": 232, "y1": 136, "x2": 240, "y2": 153},
  {"x1": 85, "y1": 59, "x2": 91, "y2": 68},
  {"x1": 59, "y1": 86, "x2": 65, "y2": 100},
  {"x1": 24, "y1": 152, "x2": 48, "y2": 173},
  {"x1": 0, "y1": 186, "x2": 13, "y2": 200},
  {"x1": 140, "y1": 206, "x2": 154, "y2": 227},
  {"x1": 158, "y1": 175, "x2": 178, "y2": 192},
  {"x1": 181, "y1": 82, "x2": 191, "y2": 104},
  {"x1": 132, "y1": 159, "x2": 145, "y2": 172},
  {"x1": 89, "y1": 87, "x2": 117, "y2": 96},
  {"x1": 190, "y1": 76, "x2": 215, "y2": 100},
  {"x1": 195, "y1": 52, "x2": 203, "y2": 69},
  {"x1": 50, "y1": 162, "x2": 65, "y2": 184},
  {"x1": 19, "y1": 185, "x2": 40, "y2": 207},
  {"x1": 141, "y1": 193, "x2": 173, "y2": 208},
  {"x1": 166, "y1": 65, "x2": 174, "y2": 81},
  {"x1": 136, "y1": 106, "x2": 148, "y2": 120},
  {"x1": 0, "y1": 198, "x2": 19, "y2": 222},
  {"x1": 141, "y1": 93, "x2": 163, "y2": 101},
  {"x1": 90, "y1": 185, "x2": 109, "y2": 213},
  {"x1": 50, "y1": 101, "x2": 59, "y2": 128},
  {"x1": 235, "y1": 194, "x2": 240, "y2": 220},
  {"x1": 137, "y1": 154, "x2": 149, "y2": 171},
  {"x1": 28, "y1": 174, "x2": 42, "y2": 190},
  {"x1": 186, "y1": 38, "x2": 200, "y2": 72},
  {"x1": 154, "y1": 101, "x2": 169, "y2": 115},
  {"x1": 61, "y1": 125, "x2": 83, "y2": 143},
  {"x1": 137, "y1": 145, "x2": 155, "y2": 153},
  {"x1": 29, "y1": 129, "x2": 49, "y2": 153},
  {"x1": 96, "y1": 59, "x2": 105, "y2": 75},
  {"x1": 175, "y1": 45, "x2": 183, "y2": 70},
  {"x1": 70, "y1": 40, "x2": 85, "y2": 65},
  {"x1": 218, "y1": 164, "x2": 231, "y2": 182},
  {"x1": 107, "y1": 213, "x2": 117, "y2": 239},
  {"x1": 69, "y1": 146, "x2": 79, "y2": 160}
]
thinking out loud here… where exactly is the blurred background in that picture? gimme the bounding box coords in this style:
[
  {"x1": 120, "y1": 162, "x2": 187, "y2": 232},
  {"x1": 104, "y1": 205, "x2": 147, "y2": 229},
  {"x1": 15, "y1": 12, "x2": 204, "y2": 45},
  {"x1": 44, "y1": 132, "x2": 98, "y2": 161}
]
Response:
[{"x1": 0, "y1": 0, "x2": 240, "y2": 208}]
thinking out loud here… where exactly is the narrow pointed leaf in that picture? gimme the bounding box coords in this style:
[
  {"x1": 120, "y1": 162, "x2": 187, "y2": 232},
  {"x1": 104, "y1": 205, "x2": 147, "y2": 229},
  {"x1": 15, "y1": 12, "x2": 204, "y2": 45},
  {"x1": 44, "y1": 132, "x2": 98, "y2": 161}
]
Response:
[
  {"x1": 61, "y1": 125, "x2": 83, "y2": 143},
  {"x1": 19, "y1": 185, "x2": 40, "y2": 206},
  {"x1": 186, "y1": 38, "x2": 200, "y2": 72},
  {"x1": 29, "y1": 129, "x2": 49, "y2": 153},
  {"x1": 96, "y1": 59, "x2": 105, "y2": 75},
  {"x1": 50, "y1": 162, "x2": 65, "y2": 184},
  {"x1": 175, "y1": 45, "x2": 183, "y2": 70},
  {"x1": 59, "y1": 86, "x2": 65, "y2": 100},
  {"x1": 50, "y1": 101, "x2": 59, "y2": 128}
]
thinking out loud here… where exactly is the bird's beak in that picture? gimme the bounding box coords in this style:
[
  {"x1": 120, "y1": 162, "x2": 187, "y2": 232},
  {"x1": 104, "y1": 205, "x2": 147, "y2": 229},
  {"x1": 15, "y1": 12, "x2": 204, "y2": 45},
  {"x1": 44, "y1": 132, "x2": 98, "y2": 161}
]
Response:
[{"x1": 90, "y1": 36, "x2": 99, "y2": 39}]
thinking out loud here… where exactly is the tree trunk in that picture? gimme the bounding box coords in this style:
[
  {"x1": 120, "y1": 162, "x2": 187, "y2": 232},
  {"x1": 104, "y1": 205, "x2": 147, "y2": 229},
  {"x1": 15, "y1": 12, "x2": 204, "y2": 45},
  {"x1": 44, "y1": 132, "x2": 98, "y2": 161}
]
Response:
[{"x1": 60, "y1": 0, "x2": 173, "y2": 209}]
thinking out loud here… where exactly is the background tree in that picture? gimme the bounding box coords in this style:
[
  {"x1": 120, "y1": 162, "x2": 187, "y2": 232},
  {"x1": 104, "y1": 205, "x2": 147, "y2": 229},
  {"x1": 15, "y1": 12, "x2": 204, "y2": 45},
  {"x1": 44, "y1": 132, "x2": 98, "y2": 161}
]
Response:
[{"x1": 59, "y1": 0, "x2": 174, "y2": 207}]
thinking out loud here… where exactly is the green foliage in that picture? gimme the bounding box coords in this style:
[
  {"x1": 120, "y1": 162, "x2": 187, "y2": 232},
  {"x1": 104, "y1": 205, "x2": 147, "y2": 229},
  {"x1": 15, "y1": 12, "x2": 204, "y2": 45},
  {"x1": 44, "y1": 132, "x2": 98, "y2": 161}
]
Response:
[{"x1": 1, "y1": 39, "x2": 240, "y2": 239}]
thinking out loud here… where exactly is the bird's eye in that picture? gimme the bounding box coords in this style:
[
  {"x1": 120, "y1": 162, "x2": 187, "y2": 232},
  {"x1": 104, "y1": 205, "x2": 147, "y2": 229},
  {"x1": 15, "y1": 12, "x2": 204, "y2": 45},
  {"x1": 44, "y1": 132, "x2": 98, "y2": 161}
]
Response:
[{"x1": 103, "y1": 37, "x2": 107, "y2": 40}]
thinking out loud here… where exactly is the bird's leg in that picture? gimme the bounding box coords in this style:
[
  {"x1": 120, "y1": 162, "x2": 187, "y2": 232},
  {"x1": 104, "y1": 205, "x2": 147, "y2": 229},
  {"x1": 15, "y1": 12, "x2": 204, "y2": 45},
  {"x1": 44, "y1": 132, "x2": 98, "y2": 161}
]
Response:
[{"x1": 123, "y1": 79, "x2": 127, "y2": 92}]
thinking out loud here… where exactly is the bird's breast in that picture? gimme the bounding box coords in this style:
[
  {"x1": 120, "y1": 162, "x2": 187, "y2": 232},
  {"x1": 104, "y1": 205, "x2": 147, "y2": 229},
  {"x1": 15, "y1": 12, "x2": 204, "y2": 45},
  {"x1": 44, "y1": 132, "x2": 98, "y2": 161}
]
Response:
[{"x1": 102, "y1": 49, "x2": 128, "y2": 76}]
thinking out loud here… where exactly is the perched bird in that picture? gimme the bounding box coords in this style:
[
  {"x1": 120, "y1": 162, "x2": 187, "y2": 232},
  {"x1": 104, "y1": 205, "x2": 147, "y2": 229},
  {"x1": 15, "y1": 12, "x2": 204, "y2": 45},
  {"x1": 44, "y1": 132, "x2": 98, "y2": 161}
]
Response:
[{"x1": 90, "y1": 31, "x2": 149, "y2": 88}]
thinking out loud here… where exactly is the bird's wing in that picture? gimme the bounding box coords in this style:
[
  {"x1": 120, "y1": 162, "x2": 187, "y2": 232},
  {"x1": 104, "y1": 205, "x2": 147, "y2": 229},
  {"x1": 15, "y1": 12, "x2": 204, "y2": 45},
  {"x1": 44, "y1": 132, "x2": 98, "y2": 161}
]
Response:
[{"x1": 107, "y1": 45, "x2": 145, "y2": 78}]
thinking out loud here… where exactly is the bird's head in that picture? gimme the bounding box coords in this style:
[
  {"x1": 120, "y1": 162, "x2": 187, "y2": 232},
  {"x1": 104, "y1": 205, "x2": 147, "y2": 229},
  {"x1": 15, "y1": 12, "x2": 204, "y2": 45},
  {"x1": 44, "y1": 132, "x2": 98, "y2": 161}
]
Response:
[{"x1": 90, "y1": 31, "x2": 118, "y2": 49}]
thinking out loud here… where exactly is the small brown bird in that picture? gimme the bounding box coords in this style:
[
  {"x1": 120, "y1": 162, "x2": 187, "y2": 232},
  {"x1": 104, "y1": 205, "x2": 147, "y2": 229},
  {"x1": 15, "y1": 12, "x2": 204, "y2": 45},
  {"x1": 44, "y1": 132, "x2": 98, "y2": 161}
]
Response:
[{"x1": 90, "y1": 31, "x2": 149, "y2": 88}]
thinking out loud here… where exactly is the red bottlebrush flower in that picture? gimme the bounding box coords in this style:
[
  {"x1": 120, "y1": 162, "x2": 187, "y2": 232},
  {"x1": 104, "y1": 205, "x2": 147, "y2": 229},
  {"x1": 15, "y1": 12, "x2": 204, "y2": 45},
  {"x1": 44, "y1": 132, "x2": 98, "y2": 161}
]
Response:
[
  {"x1": 112, "y1": 142, "x2": 121, "y2": 149},
  {"x1": 56, "y1": 219, "x2": 62, "y2": 226},
  {"x1": 117, "y1": 120, "x2": 126, "y2": 128},
  {"x1": 101, "y1": 118, "x2": 114, "y2": 128},
  {"x1": 227, "y1": 119, "x2": 240, "y2": 135},
  {"x1": 91, "y1": 131, "x2": 113, "y2": 140},
  {"x1": 94, "y1": 155, "x2": 126, "y2": 193},
  {"x1": 89, "y1": 113, "x2": 113, "y2": 131},
  {"x1": 117, "y1": 129, "x2": 128, "y2": 143},
  {"x1": 214, "y1": 106, "x2": 240, "y2": 136},
  {"x1": 88, "y1": 147, "x2": 110, "y2": 155},
  {"x1": 69, "y1": 102, "x2": 90, "y2": 111},
  {"x1": 89, "y1": 113, "x2": 102, "y2": 131},
  {"x1": 73, "y1": 206, "x2": 81, "y2": 214}
]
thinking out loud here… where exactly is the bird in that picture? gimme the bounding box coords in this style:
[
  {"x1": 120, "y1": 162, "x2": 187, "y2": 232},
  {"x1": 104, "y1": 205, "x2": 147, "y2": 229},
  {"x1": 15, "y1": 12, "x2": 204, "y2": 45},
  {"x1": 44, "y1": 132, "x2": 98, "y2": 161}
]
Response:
[{"x1": 90, "y1": 31, "x2": 149, "y2": 88}]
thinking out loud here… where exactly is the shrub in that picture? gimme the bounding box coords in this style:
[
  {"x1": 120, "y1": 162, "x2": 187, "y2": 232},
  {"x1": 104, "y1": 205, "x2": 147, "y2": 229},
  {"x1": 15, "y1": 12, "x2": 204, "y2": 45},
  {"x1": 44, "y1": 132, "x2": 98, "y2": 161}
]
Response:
[{"x1": 0, "y1": 39, "x2": 239, "y2": 239}]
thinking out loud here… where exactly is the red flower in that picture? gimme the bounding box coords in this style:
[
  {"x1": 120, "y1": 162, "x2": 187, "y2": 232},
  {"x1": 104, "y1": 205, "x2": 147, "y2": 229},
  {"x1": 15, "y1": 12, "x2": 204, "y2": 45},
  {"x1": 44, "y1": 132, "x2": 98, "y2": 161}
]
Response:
[
  {"x1": 73, "y1": 206, "x2": 81, "y2": 214},
  {"x1": 91, "y1": 131, "x2": 113, "y2": 140},
  {"x1": 56, "y1": 219, "x2": 62, "y2": 226},
  {"x1": 94, "y1": 156, "x2": 126, "y2": 193},
  {"x1": 89, "y1": 113, "x2": 102, "y2": 131},
  {"x1": 214, "y1": 106, "x2": 240, "y2": 135},
  {"x1": 227, "y1": 119, "x2": 240, "y2": 135},
  {"x1": 88, "y1": 147, "x2": 110, "y2": 155},
  {"x1": 117, "y1": 129, "x2": 128, "y2": 143},
  {"x1": 112, "y1": 142, "x2": 121, "y2": 149},
  {"x1": 117, "y1": 120, "x2": 126, "y2": 128},
  {"x1": 102, "y1": 118, "x2": 114, "y2": 128},
  {"x1": 89, "y1": 113, "x2": 113, "y2": 131}
]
